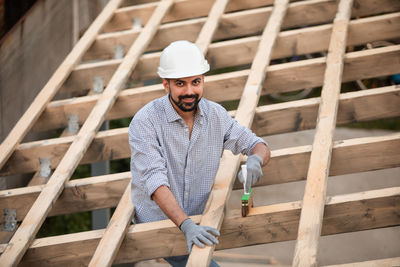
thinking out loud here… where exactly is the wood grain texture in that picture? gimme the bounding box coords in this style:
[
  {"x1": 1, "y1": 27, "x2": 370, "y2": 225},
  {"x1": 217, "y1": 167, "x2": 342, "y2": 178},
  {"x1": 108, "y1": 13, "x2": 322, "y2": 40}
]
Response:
[
  {"x1": 85, "y1": 3, "x2": 400, "y2": 61},
  {"x1": 293, "y1": 1, "x2": 354, "y2": 266},
  {"x1": 322, "y1": 257, "x2": 400, "y2": 267},
  {"x1": 195, "y1": 0, "x2": 229, "y2": 55},
  {"x1": 88, "y1": 185, "x2": 134, "y2": 267},
  {"x1": 14, "y1": 187, "x2": 400, "y2": 266},
  {"x1": 2, "y1": 85, "x2": 399, "y2": 177},
  {"x1": 34, "y1": 34, "x2": 400, "y2": 132},
  {"x1": 102, "y1": 0, "x2": 400, "y2": 33},
  {"x1": 187, "y1": 0, "x2": 289, "y2": 265},
  {"x1": 0, "y1": 0, "x2": 172, "y2": 264},
  {"x1": 87, "y1": 3, "x2": 173, "y2": 265},
  {"x1": 0, "y1": 0, "x2": 123, "y2": 172},
  {"x1": 1, "y1": 132, "x2": 399, "y2": 226}
]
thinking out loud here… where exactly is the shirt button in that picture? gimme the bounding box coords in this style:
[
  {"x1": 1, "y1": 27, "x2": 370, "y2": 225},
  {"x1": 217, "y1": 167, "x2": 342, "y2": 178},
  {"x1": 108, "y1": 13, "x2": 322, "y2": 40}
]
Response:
[{"x1": 185, "y1": 192, "x2": 188, "y2": 196}]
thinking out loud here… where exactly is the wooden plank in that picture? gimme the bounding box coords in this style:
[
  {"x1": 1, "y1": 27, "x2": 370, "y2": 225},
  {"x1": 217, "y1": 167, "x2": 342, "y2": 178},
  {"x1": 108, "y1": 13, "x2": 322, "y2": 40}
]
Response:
[
  {"x1": 87, "y1": 2, "x2": 173, "y2": 266},
  {"x1": 85, "y1": 5, "x2": 400, "y2": 61},
  {"x1": 14, "y1": 187, "x2": 400, "y2": 266},
  {"x1": 36, "y1": 33, "x2": 400, "y2": 132},
  {"x1": 187, "y1": 0, "x2": 289, "y2": 265},
  {"x1": 103, "y1": 0, "x2": 275, "y2": 33},
  {"x1": 88, "y1": 185, "x2": 134, "y2": 267},
  {"x1": 0, "y1": 0, "x2": 173, "y2": 265},
  {"x1": 3, "y1": 85, "x2": 400, "y2": 178},
  {"x1": 27, "y1": 171, "x2": 50, "y2": 187},
  {"x1": 64, "y1": 15, "x2": 400, "y2": 95},
  {"x1": 88, "y1": 0, "x2": 228, "y2": 265},
  {"x1": 0, "y1": 0, "x2": 123, "y2": 172},
  {"x1": 0, "y1": 173, "x2": 131, "y2": 223},
  {"x1": 103, "y1": 0, "x2": 400, "y2": 33},
  {"x1": 292, "y1": 1, "x2": 354, "y2": 266},
  {"x1": 1, "y1": 132, "x2": 399, "y2": 226},
  {"x1": 322, "y1": 257, "x2": 400, "y2": 267},
  {"x1": 252, "y1": 85, "x2": 400, "y2": 136},
  {"x1": 88, "y1": 1, "x2": 228, "y2": 264},
  {"x1": 195, "y1": 0, "x2": 229, "y2": 54}
]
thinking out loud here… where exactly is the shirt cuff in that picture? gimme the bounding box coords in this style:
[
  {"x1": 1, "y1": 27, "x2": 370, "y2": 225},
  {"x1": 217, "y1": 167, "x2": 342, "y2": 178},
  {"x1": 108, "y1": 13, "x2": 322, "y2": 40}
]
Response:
[{"x1": 146, "y1": 173, "x2": 170, "y2": 199}]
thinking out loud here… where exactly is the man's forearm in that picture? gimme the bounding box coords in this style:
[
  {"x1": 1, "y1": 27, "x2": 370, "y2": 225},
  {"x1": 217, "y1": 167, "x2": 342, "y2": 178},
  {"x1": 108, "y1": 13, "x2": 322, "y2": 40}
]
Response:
[
  {"x1": 251, "y1": 142, "x2": 270, "y2": 166},
  {"x1": 152, "y1": 185, "x2": 188, "y2": 227}
]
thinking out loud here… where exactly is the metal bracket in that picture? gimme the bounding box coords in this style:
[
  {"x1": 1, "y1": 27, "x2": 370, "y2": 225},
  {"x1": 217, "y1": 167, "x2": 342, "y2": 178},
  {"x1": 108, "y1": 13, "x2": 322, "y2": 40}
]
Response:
[
  {"x1": 93, "y1": 76, "x2": 104, "y2": 93},
  {"x1": 39, "y1": 158, "x2": 51, "y2": 178},
  {"x1": 2, "y1": 209, "x2": 17, "y2": 232},
  {"x1": 132, "y1": 18, "x2": 142, "y2": 30},
  {"x1": 67, "y1": 114, "x2": 79, "y2": 133},
  {"x1": 114, "y1": 45, "x2": 124, "y2": 59}
]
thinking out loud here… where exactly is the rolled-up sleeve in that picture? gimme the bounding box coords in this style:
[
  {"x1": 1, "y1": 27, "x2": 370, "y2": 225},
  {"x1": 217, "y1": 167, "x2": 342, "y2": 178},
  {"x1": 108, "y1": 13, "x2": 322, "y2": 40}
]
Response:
[
  {"x1": 129, "y1": 118, "x2": 170, "y2": 198},
  {"x1": 221, "y1": 107, "x2": 268, "y2": 155}
]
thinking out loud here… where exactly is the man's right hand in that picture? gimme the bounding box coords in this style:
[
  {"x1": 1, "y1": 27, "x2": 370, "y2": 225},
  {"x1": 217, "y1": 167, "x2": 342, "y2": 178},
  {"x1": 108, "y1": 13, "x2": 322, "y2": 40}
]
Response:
[{"x1": 179, "y1": 218, "x2": 220, "y2": 253}]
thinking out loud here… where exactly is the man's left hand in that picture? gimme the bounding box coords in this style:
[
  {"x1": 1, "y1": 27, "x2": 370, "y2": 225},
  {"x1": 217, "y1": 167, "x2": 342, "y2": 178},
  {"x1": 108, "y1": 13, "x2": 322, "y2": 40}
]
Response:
[{"x1": 238, "y1": 154, "x2": 263, "y2": 192}]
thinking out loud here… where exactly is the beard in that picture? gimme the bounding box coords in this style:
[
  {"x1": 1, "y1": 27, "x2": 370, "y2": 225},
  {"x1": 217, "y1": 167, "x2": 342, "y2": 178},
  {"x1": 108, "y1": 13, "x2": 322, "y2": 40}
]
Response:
[{"x1": 169, "y1": 93, "x2": 200, "y2": 112}]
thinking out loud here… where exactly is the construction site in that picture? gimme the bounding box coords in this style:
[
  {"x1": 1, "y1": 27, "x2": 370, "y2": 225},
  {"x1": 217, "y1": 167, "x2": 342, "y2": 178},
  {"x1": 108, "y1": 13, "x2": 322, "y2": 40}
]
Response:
[{"x1": 0, "y1": 0, "x2": 399, "y2": 266}]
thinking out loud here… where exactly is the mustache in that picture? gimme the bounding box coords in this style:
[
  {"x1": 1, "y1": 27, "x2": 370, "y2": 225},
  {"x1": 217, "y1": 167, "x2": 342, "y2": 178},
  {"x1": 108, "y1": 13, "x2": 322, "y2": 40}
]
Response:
[{"x1": 178, "y1": 94, "x2": 199, "y2": 100}]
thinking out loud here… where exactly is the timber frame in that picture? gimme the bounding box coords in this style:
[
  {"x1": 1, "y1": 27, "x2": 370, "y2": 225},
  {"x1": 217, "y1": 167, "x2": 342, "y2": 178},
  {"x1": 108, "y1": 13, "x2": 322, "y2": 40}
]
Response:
[{"x1": 0, "y1": 0, "x2": 399, "y2": 266}]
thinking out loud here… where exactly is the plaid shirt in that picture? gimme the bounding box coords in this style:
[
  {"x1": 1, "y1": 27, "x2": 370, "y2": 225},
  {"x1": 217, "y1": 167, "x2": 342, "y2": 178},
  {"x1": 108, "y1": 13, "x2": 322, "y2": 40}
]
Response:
[{"x1": 129, "y1": 95, "x2": 266, "y2": 223}]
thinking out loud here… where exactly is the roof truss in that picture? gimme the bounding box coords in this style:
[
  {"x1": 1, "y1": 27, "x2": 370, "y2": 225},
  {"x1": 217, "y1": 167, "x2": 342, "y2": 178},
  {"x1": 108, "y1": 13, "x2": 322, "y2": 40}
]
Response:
[{"x1": 0, "y1": 0, "x2": 399, "y2": 265}]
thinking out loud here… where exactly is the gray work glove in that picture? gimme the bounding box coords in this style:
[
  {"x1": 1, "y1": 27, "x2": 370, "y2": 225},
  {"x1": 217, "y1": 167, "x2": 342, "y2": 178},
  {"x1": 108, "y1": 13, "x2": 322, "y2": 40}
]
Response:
[
  {"x1": 238, "y1": 154, "x2": 263, "y2": 193},
  {"x1": 179, "y1": 218, "x2": 220, "y2": 253}
]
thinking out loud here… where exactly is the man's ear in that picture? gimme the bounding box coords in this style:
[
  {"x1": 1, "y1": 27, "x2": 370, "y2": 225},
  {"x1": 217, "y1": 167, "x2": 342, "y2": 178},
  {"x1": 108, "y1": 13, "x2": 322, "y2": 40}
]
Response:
[{"x1": 162, "y1": 79, "x2": 169, "y2": 94}]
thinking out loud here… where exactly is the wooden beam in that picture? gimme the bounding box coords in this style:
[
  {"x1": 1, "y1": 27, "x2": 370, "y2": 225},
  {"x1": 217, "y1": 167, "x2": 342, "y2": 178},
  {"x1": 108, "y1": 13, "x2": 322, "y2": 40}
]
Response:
[
  {"x1": 88, "y1": 185, "x2": 134, "y2": 267},
  {"x1": 0, "y1": 0, "x2": 123, "y2": 172},
  {"x1": 88, "y1": 1, "x2": 230, "y2": 265},
  {"x1": 85, "y1": 3, "x2": 400, "y2": 61},
  {"x1": 88, "y1": 2, "x2": 173, "y2": 266},
  {"x1": 103, "y1": 0, "x2": 400, "y2": 33},
  {"x1": 0, "y1": 0, "x2": 173, "y2": 265},
  {"x1": 0, "y1": 173, "x2": 131, "y2": 223},
  {"x1": 102, "y1": 0, "x2": 275, "y2": 33},
  {"x1": 187, "y1": 1, "x2": 289, "y2": 265},
  {"x1": 3, "y1": 85, "x2": 400, "y2": 177},
  {"x1": 293, "y1": 1, "x2": 354, "y2": 266},
  {"x1": 14, "y1": 187, "x2": 400, "y2": 266},
  {"x1": 1, "y1": 132, "x2": 399, "y2": 226},
  {"x1": 322, "y1": 257, "x2": 400, "y2": 267},
  {"x1": 195, "y1": 0, "x2": 229, "y2": 54},
  {"x1": 63, "y1": 17, "x2": 400, "y2": 95},
  {"x1": 35, "y1": 34, "x2": 400, "y2": 132},
  {"x1": 252, "y1": 85, "x2": 400, "y2": 137},
  {"x1": 88, "y1": 1, "x2": 229, "y2": 264}
]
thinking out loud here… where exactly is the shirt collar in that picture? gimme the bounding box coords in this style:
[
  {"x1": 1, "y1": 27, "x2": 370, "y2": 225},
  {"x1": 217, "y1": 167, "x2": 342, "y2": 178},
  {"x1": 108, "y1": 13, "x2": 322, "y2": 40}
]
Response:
[{"x1": 163, "y1": 94, "x2": 206, "y2": 123}]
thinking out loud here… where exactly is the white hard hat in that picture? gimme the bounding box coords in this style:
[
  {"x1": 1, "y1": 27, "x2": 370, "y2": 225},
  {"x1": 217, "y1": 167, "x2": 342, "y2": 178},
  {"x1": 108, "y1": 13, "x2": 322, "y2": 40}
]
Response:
[{"x1": 157, "y1": 40, "x2": 210, "y2": 78}]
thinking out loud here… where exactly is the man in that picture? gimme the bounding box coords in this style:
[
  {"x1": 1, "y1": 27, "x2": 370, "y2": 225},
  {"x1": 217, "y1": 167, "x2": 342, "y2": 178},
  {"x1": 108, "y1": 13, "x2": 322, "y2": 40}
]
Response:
[{"x1": 129, "y1": 40, "x2": 270, "y2": 266}]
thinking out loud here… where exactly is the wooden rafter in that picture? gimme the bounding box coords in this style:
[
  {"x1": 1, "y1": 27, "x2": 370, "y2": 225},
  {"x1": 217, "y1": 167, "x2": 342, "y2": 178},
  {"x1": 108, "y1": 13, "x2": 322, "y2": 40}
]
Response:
[
  {"x1": 3, "y1": 83, "x2": 400, "y2": 178},
  {"x1": 293, "y1": 0, "x2": 354, "y2": 265},
  {"x1": 62, "y1": 1, "x2": 400, "y2": 94},
  {"x1": 34, "y1": 36, "x2": 400, "y2": 132},
  {"x1": 87, "y1": 1, "x2": 173, "y2": 266},
  {"x1": 0, "y1": 0, "x2": 399, "y2": 264},
  {"x1": 1, "y1": 132, "x2": 399, "y2": 227},
  {"x1": 86, "y1": 2, "x2": 400, "y2": 61},
  {"x1": 0, "y1": 0, "x2": 173, "y2": 264},
  {"x1": 187, "y1": 0, "x2": 289, "y2": 265},
  {"x1": 10, "y1": 187, "x2": 400, "y2": 266},
  {"x1": 0, "y1": 0, "x2": 124, "y2": 171},
  {"x1": 322, "y1": 257, "x2": 400, "y2": 267}
]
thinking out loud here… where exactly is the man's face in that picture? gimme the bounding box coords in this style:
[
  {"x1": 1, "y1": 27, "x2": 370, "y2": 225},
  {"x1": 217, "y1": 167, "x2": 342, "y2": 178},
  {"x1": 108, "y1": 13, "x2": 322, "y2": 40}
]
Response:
[{"x1": 163, "y1": 75, "x2": 204, "y2": 113}]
